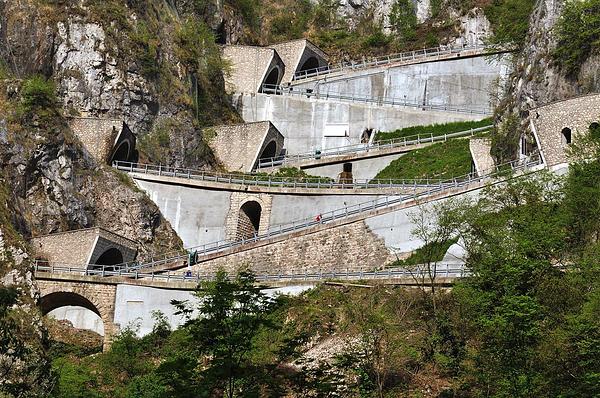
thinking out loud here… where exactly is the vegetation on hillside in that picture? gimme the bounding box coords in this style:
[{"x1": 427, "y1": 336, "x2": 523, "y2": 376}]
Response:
[
  {"x1": 242, "y1": 0, "x2": 537, "y2": 61},
  {"x1": 47, "y1": 136, "x2": 600, "y2": 395},
  {"x1": 372, "y1": 139, "x2": 473, "y2": 182},
  {"x1": 375, "y1": 118, "x2": 493, "y2": 142},
  {"x1": 553, "y1": 0, "x2": 600, "y2": 77}
]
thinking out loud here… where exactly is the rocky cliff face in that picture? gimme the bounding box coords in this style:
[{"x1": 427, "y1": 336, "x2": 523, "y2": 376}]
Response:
[
  {"x1": 0, "y1": 80, "x2": 182, "y2": 261},
  {"x1": 0, "y1": 0, "x2": 240, "y2": 168},
  {"x1": 0, "y1": 185, "x2": 53, "y2": 396},
  {"x1": 493, "y1": 0, "x2": 600, "y2": 161}
]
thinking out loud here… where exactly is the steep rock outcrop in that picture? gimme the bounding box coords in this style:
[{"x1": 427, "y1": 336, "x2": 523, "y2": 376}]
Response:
[
  {"x1": 0, "y1": 185, "x2": 53, "y2": 396},
  {"x1": 0, "y1": 81, "x2": 183, "y2": 261},
  {"x1": 1, "y1": 0, "x2": 236, "y2": 168},
  {"x1": 493, "y1": 0, "x2": 600, "y2": 161}
]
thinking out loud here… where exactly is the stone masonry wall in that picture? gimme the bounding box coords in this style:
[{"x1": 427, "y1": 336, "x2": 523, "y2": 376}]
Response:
[
  {"x1": 271, "y1": 39, "x2": 328, "y2": 83},
  {"x1": 531, "y1": 94, "x2": 600, "y2": 167},
  {"x1": 225, "y1": 192, "x2": 273, "y2": 241},
  {"x1": 222, "y1": 46, "x2": 284, "y2": 93},
  {"x1": 69, "y1": 117, "x2": 122, "y2": 164},
  {"x1": 31, "y1": 229, "x2": 97, "y2": 267},
  {"x1": 31, "y1": 228, "x2": 138, "y2": 267},
  {"x1": 37, "y1": 279, "x2": 118, "y2": 350},
  {"x1": 207, "y1": 121, "x2": 284, "y2": 172},
  {"x1": 192, "y1": 219, "x2": 396, "y2": 275},
  {"x1": 469, "y1": 137, "x2": 495, "y2": 176}
]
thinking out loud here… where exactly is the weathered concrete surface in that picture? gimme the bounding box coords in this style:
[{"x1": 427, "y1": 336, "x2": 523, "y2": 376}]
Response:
[
  {"x1": 293, "y1": 55, "x2": 509, "y2": 110},
  {"x1": 299, "y1": 152, "x2": 407, "y2": 181},
  {"x1": 234, "y1": 93, "x2": 484, "y2": 154},
  {"x1": 134, "y1": 176, "x2": 402, "y2": 248},
  {"x1": 531, "y1": 94, "x2": 600, "y2": 167}
]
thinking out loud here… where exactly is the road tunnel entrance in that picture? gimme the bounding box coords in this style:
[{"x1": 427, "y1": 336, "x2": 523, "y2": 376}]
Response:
[
  {"x1": 259, "y1": 140, "x2": 278, "y2": 161},
  {"x1": 92, "y1": 248, "x2": 124, "y2": 271},
  {"x1": 299, "y1": 56, "x2": 320, "y2": 73}
]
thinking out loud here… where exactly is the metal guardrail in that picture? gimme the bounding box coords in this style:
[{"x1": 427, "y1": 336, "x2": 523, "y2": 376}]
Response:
[
  {"x1": 34, "y1": 262, "x2": 468, "y2": 284},
  {"x1": 111, "y1": 156, "x2": 542, "y2": 272},
  {"x1": 261, "y1": 84, "x2": 493, "y2": 115},
  {"x1": 292, "y1": 44, "x2": 489, "y2": 81},
  {"x1": 114, "y1": 161, "x2": 471, "y2": 190},
  {"x1": 256, "y1": 125, "x2": 493, "y2": 169}
]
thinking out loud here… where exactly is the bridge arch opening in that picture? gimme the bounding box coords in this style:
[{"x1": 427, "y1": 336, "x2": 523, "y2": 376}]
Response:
[
  {"x1": 299, "y1": 56, "x2": 320, "y2": 73},
  {"x1": 110, "y1": 140, "x2": 131, "y2": 164},
  {"x1": 41, "y1": 292, "x2": 105, "y2": 336},
  {"x1": 263, "y1": 67, "x2": 280, "y2": 90},
  {"x1": 237, "y1": 201, "x2": 262, "y2": 240},
  {"x1": 259, "y1": 140, "x2": 278, "y2": 161},
  {"x1": 561, "y1": 127, "x2": 572, "y2": 145}
]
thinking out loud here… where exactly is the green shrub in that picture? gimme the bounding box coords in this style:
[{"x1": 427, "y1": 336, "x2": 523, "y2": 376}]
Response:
[
  {"x1": 389, "y1": 0, "x2": 418, "y2": 42},
  {"x1": 484, "y1": 0, "x2": 536, "y2": 49},
  {"x1": 553, "y1": 0, "x2": 600, "y2": 77},
  {"x1": 51, "y1": 357, "x2": 100, "y2": 398},
  {"x1": 20, "y1": 75, "x2": 57, "y2": 112}
]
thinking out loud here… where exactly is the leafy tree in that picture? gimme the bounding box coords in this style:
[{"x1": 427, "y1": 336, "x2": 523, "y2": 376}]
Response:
[
  {"x1": 448, "y1": 172, "x2": 567, "y2": 396},
  {"x1": 389, "y1": 0, "x2": 417, "y2": 42},
  {"x1": 553, "y1": 0, "x2": 600, "y2": 76},
  {"x1": 171, "y1": 269, "x2": 277, "y2": 397},
  {"x1": 484, "y1": 0, "x2": 536, "y2": 50}
]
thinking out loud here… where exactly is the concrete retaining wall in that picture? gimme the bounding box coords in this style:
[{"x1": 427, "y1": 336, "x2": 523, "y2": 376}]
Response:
[
  {"x1": 136, "y1": 177, "x2": 399, "y2": 249},
  {"x1": 293, "y1": 55, "x2": 509, "y2": 109},
  {"x1": 234, "y1": 93, "x2": 483, "y2": 155}
]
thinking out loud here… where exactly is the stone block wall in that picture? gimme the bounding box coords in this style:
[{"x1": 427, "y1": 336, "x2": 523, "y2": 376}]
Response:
[
  {"x1": 37, "y1": 279, "x2": 118, "y2": 350},
  {"x1": 31, "y1": 227, "x2": 138, "y2": 268},
  {"x1": 69, "y1": 117, "x2": 123, "y2": 164},
  {"x1": 31, "y1": 229, "x2": 98, "y2": 267},
  {"x1": 222, "y1": 45, "x2": 284, "y2": 93},
  {"x1": 192, "y1": 219, "x2": 396, "y2": 275},
  {"x1": 225, "y1": 192, "x2": 273, "y2": 241},
  {"x1": 531, "y1": 94, "x2": 600, "y2": 167},
  {"x1": 469, "y1": 137, "x2": 495, "y2": 176},
  {"x1": 206, "y1": 121, "x2": 284, "y2": 172}
]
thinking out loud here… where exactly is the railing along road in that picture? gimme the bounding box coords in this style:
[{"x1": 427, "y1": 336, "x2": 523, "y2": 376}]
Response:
[
  {"x1": 261, "y1": 84, "x2": 493, "y2": 115},
  {"x1": 292, "y1": 44, "x2": 489, "y2": 81},
  {"x1": 256, "y1": 125, "x2": 492, "y2": 169},
  {"x1": 110, "y1": 156, "x2": 541, "y2": 272},
  {"x1": 34, "y1": 262, "x2": 468, "y2": 284}
]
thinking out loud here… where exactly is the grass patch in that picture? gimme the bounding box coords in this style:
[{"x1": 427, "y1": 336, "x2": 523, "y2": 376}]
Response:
[
  {"x1": 375, "y1": 118, "x2": 493, "y2": 142},
  {"x1": 372, "y1": 138, "x2": 473, "y2": 181}
]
